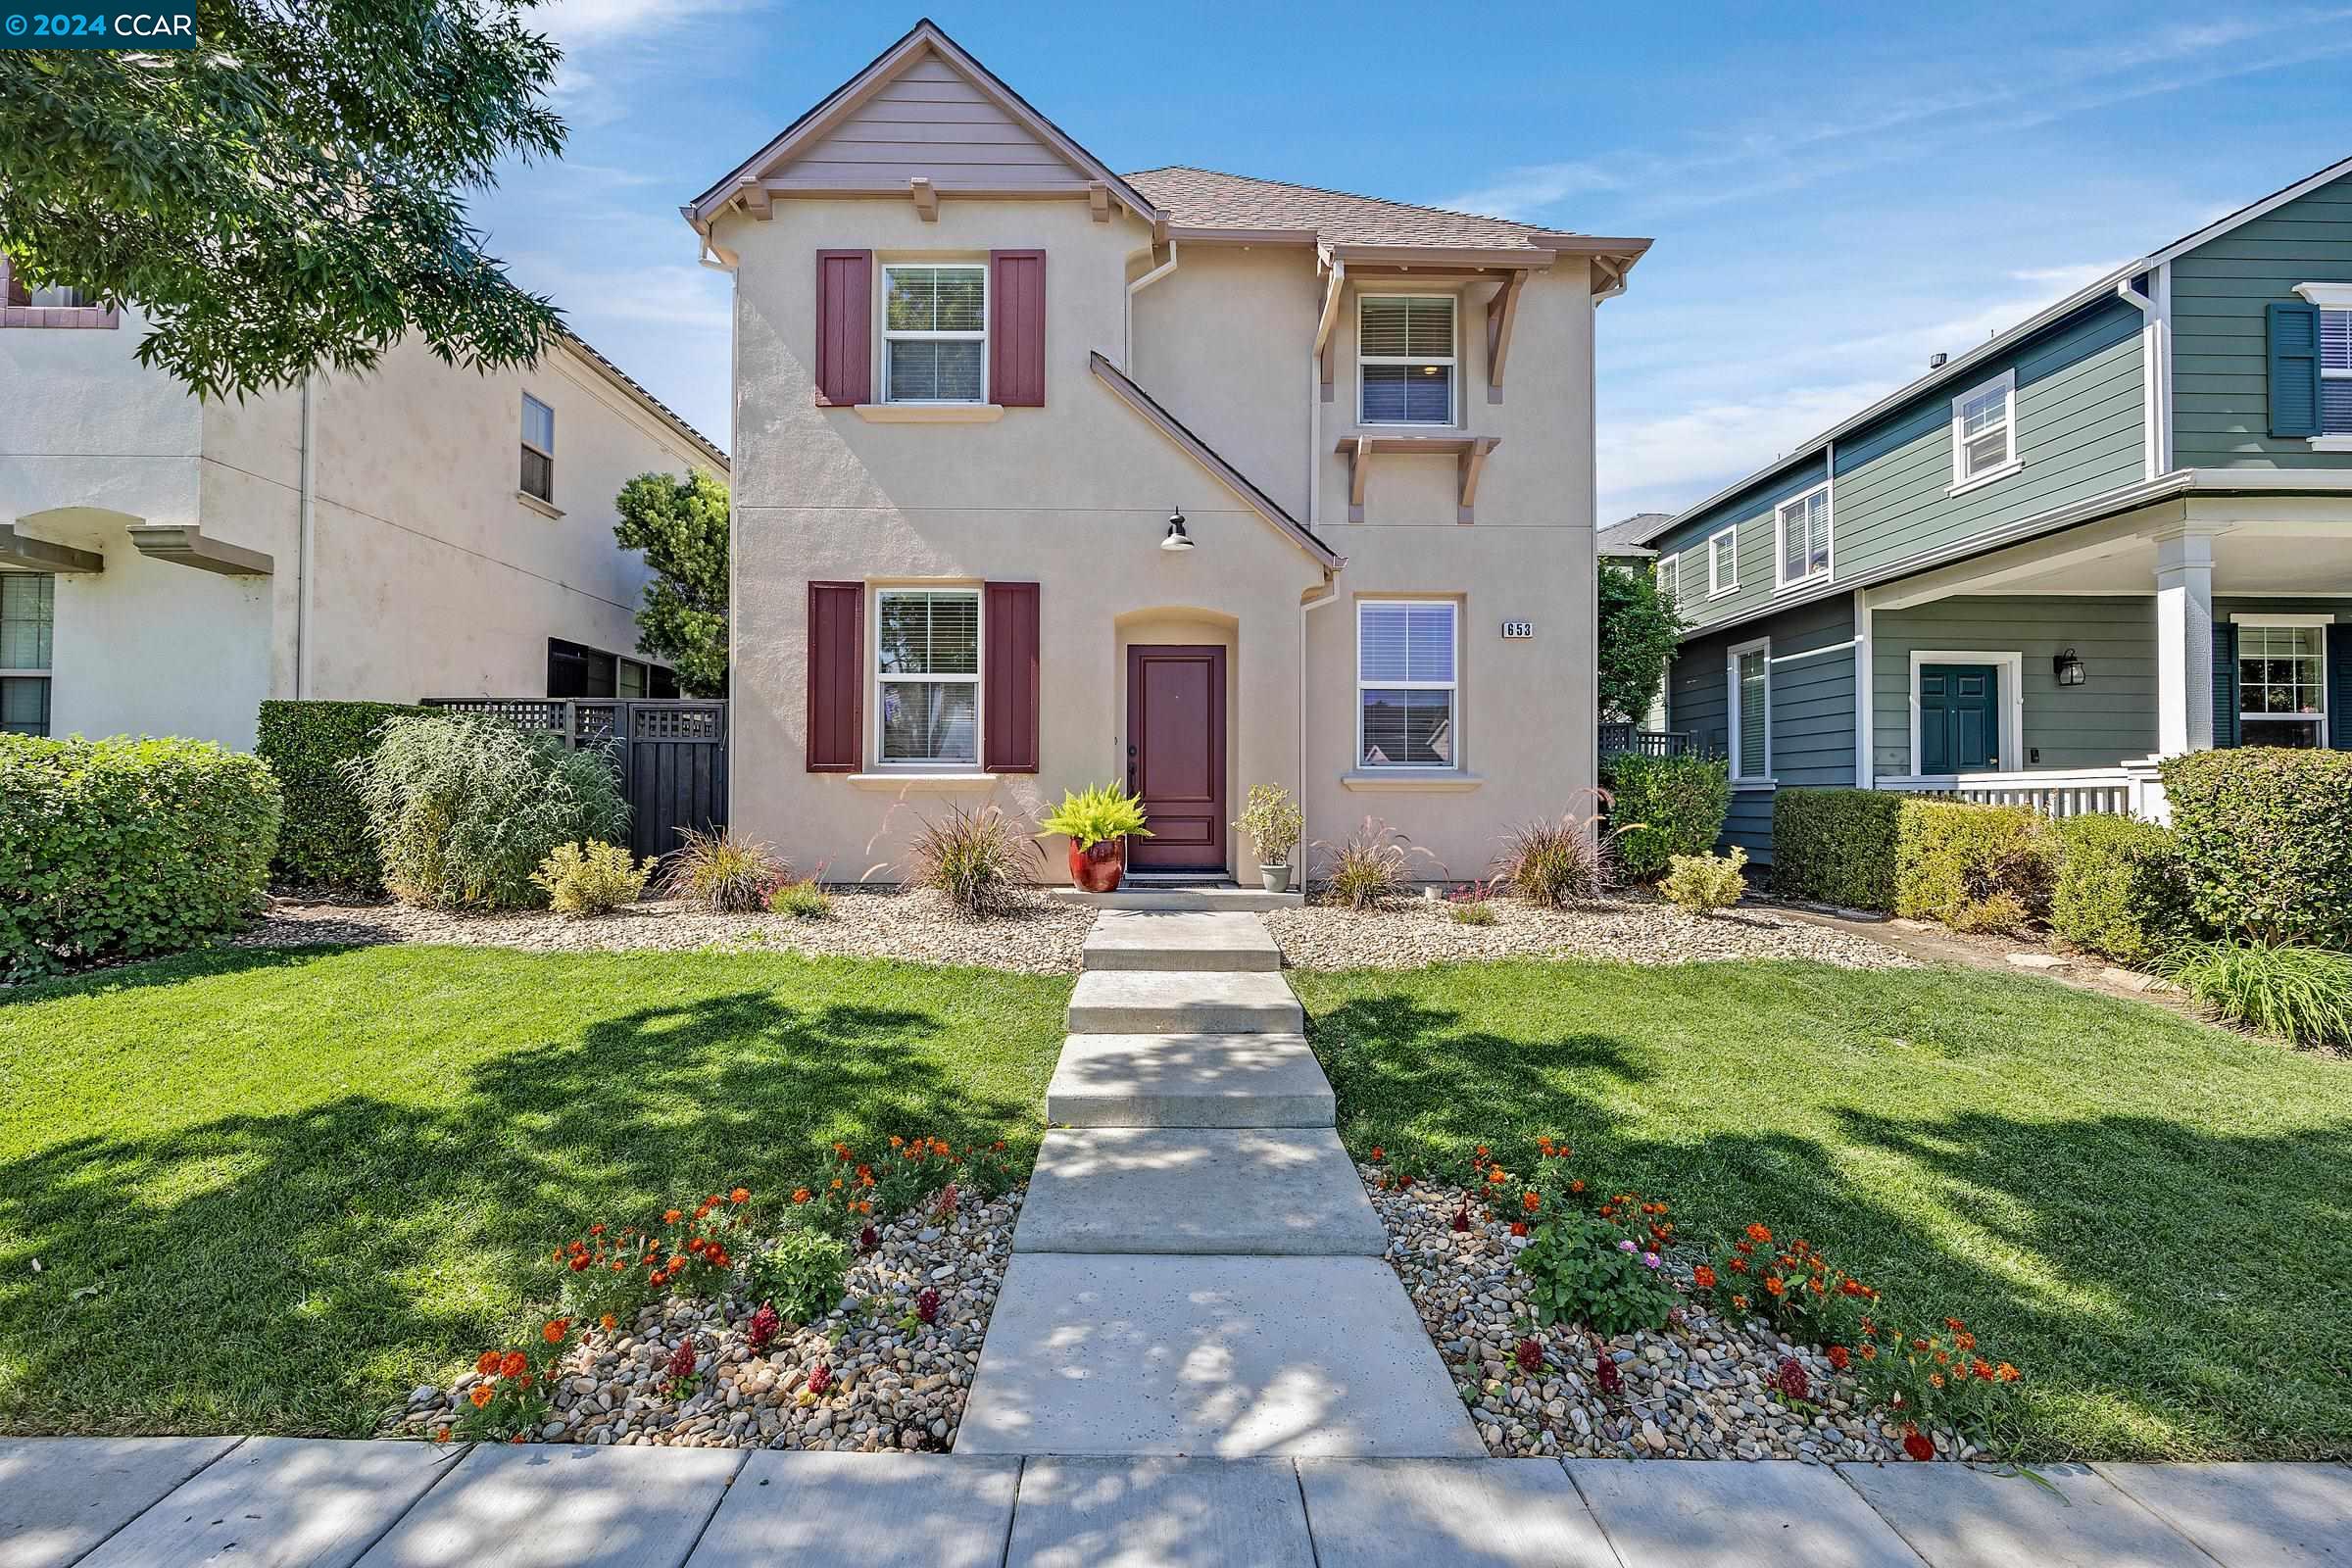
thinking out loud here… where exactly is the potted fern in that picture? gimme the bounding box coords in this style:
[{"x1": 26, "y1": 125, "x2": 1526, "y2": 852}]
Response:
[
  {"x1": 1234, "y1": 784, "x2": 1302, "y2": 893},
  {"x1": 1037, "y1": 783, "x2": 1152, "y2": 892}
]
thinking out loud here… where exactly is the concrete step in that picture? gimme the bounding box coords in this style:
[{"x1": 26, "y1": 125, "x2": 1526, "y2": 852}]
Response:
[
  {"x1": 956, "y1": 1253, "x2": 1484, "y2": 1457},
  {"x1": 1050, "y1": 886, "x2": 1303, "y2": 912},
  {"x1": 1081, "y1": 910, "x2": 1282, "y2": 973},
  {"x1": 1066, "y1": 970, "x2": 1302, "y2": 1035},
  {"x1": 1046, "y1": 1033, "x2": 1334, "y2": 1128},
  {"x1": 1014, "y1": 1128, "x2": 1384, "y2": 1255}
]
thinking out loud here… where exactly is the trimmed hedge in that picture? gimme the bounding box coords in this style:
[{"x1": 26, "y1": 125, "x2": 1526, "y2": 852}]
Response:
[
  {"x1": 2160, "y1": 747, "x2": 2352, "y2": 949},
  {"x1": 1602, "y1": 754, "x2": 1731, "y2": 881},
  {"x1": 0, "y1": 733, "x2": 282, "y2": 978},
  {"x1": 1896, "y1": 801, "x2": 2055, "y2": 935},
  {"x1": 1771, "y1": 788, "x2": 1903, "y2": 910},
  {"x1": 2049, "y1": 813, "x2": 2197, "y2": 967},
  {"x1": 256, "y1": 700, "x2": 428, "y2": 890}
]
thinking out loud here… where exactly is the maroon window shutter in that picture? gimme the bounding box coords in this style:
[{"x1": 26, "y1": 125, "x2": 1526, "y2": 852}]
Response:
[
  {"x1": 807, "y1": 581, "x2": 864, "y2": 771},
  {"x1": 990, "y1": 250, "x2": 1046, "y2": 408},
  {"x1": 813, "y1": 250, "x2": 872, "y2": 407},
  {"x1": 984, "y1": 581, "x2": 1041, "y2": 773}
]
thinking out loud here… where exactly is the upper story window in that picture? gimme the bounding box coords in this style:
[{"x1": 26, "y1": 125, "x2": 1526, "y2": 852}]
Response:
[
  {"x1": 1707, "y1": 527, "x2": 1738, "y2": 596},
  {"x1": 2323, "y1": 307, "x2": 2352, "y2": 435},
  {"x1": 876, "y1": 587, "x2": 981, "y2": 764},
  {"x1": 520, "y1": 393, "x2": 555, "y2": 503},
  {"x1": 1653, "y1": 553, "x2": 1677, "y2": 601},
  {"x1": 1358, "y1": 295, "x2": 1455, "y2": 426},
  {"x1": 884, "y1": 264, "x2": 987, "y2": 404},
  {"x1": 1774, "y1": 484, "x2": 1831, "y2": 589},
  {"x1": 1950, "y1": 369, "x2": 2019, "y2": 489},
  {"x1": 1358, "y1": 600, "x2": 1458, "y2": 768}
]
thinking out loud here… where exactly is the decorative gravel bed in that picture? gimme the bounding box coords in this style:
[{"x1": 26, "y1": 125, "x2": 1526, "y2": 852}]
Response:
[
  {"x1": 394, "y1": 1187, "x2": 1021, "y2": 1451},
  {"x1": 1271, "y1": 894, "x2": 1917, "y2": 971},
  {"x1": 243, "y1": 889, "x2": 1090, "y2": 973},
  {"x1": 1366, "y1": 1165, "x2": 1972, "y2": 1463}
]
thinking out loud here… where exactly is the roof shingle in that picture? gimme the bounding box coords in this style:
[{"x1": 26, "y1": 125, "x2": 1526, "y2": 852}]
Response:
[{"x1": 1124, "y1": 167, "x2": 1558, "y2": 252}]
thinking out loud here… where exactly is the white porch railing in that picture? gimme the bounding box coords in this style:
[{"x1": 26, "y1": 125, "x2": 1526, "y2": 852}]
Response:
[{"x1": 1874, "y1": 758, "x2": 2170, "y2": 822}]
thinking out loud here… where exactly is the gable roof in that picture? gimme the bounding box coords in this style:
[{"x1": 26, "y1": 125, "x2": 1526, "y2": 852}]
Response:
[
  {"x1": 686, "y1": 19, "x2": 1162, "y2": 227},
  {"x1": 555, "y1": 327, "x2": 727, "y2": 471},
  {"x1": 1596, "y1": 513, "x2": 1668, "y2": 557},
  {"x1": 1633, "y1": 152, "x2": 2352, "y2": 546}
]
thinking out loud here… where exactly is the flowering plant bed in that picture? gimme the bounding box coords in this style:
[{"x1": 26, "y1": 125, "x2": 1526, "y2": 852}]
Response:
[{"x1": 1363, "y1": 1143, "x2": 2017, "y2": 1462}]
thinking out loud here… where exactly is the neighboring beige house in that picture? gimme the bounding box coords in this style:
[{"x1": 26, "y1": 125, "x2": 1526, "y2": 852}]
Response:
[
  {"x1": 0, "y1": 260, "x2": 727, "y2": 751},
  {"x1": 684, "y1": 20, "x2": 1648, "y2": 883}
]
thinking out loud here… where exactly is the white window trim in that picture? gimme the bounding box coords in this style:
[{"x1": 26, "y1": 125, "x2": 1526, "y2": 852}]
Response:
[
  {"x1": 872, "y1": 585, "x2": 985, "y2": 769},
  {"x1": 1947, "y1": 368, "x2": 2021, "y2": 494},
  {"x1": 1654, "y1": 552, "x2": 1678, "y2": 601},
  {"x1": 881, "y1": 262, "x2": 990, "y2": 407},
  {"x1": 1355, "y1": 292, "x2": 1459, "y2": 429},
  {"x1": 1727, "y1": 635, "x2": 1772, "y2": 785},
  {"x1": 2296, "y1": 285, "x2": 2352, "y2": 446},
  {"x1": 1771, "y1": 482, "x2": 1833, "y2": 593},
  {"x1": 519, "y1": 392, "x2": 556, "y2": 506},
  {"x1": 2231, "y1": 617, "x2": 2330, "y2": 746},
  {"x1": 1355, "y1": 598, "x2": 1461, "y2": 771},
  {"x1": 1906, "y1": 650, "x2": 2025, "y2": 776},
  {"x1": 1706, "y1": 525, "x2": 1739, "y2": 597}
]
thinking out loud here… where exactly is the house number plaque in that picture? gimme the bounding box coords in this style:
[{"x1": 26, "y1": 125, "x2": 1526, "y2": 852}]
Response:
[{"x1": 1499, "y1": 620, "x2": 1535, "y2": 639}]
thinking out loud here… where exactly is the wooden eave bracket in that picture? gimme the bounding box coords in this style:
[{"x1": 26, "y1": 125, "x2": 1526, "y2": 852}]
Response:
[
  {"x1": 0, "y1": 524, "x2": 102, "y2": 573},
  {"x1": 127, "y1": 524, "x2": 272, "y2": 576},
  {"x1": 909, "y1": 176, "x2": 939, "y2": 221},
  {"x1": 1458, "y1": 436, "x2": 1500, "y2": 524},
  {"x1": 736, "y1": 177, "x2": 771, "y2": 220},
  {"x1": 1486, "y1": 270, "x2": 1525, "y2": 404},
  {"x1": 1334, "y1": 434, "x2": 1500, "y2": 524},
  {"x1": 1088, "y1": 181, "x2": 1110, "y2": 221},
  {"x1": 1315, "y1": 254, "x2": 1347, "y2": 405}
]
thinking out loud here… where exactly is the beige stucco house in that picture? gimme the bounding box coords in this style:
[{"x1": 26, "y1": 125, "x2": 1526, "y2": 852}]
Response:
[
  {"x1": 0, "y1": 261, "x2": 727, "y2": 751},
  {"x1": 686, "y1": 20, "x2": 1647, "y2": 884}
]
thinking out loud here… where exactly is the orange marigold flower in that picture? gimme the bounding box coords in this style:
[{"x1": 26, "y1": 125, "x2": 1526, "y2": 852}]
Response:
[
  {"x1": 1509, "y1": 1220, "x2": 1529, "y2": 1237},
  {"x1": 588, "y1": 1223, "x2": 606, "y2": 1237},
  {"x1": 730, "y1": 1188, "x2": 751, "y2": 1205},
  {"x1": 1954, "y1": 1331, "x2": 1977, "y2": 1351},
  {"x1": 686, "y1": 1238, "x2": 706, "y2": 1255},
  {"x1": 1745, "y1": 1223, "x2": 1773, "y2": 1245},
  {"x1": 1973, "y1": 1358, "x2": 1994, "y2": 1381},
  {"x1": 1944, "y1": 1317, "x2": 1967, "y2": 1333},
  {"x1": 433, "y1": 1425, "x2": 451, "y2": 1444},
  {"x1": 601, "y1": 1313, "x2": 617, "y2": 1333},
  {"x1": 542, "y1": 1319, "x2": 568, "y2": 1345},
  {"x1": 1996, "y1": 1362, "x2": 2020, "y2": 1383},
  {"x1": 475, "y1": 1349, "x2": 503, "y2": 1375},
  {"x1": 469, "y1": 1385, "x2": 495, "y2": 1408},
  {"x1": 1860, "y1": 1344, "x2": 1878, "y2": 1360},
  {"x1": 1487, "y1": 1168, "x2": 1506, "y2": 1185},
  {"x1": 1731, "y1": 1294, "x2": 1749, "y2": 1310},
  {"x1": 663, "y1": 1209, "x2": 683, "y2": 1224},
  {"x1": 890, "y1": 1136, "x2": 905, "y2": 1148},
  {"x1": 569, "y1": 1255, "x2": 590, "y2": 1272},
  {"x1": 1476, "y1": 1145, "x2": 1490, "y2": 1158},
  {"x1": 931, "y1": 1138, "x2": 951, "y2": 1156},
  {"x1": 792, "y1": 1188, "x2": 810, "y2": 1204},
  {"x1": 1522, "y1": 1191, "x2": 1541, "y2": 1212},
  {"x1": 830, "y1": 1178, "x2": 844, "y2": 1191},
  {"x1": 1928, "y1": 1371, "x2": 1944, "y2": 1389},
  {"x1": 1692, "y1": 1264, "x2": 1717, "y2": 1290},
  {"x1": 833, "y1": 1143, "x2": 851, "y2": 1158},
  {"x1": 500, "y1": 1350, "x2": 527, "y2": 1378},
  {"x1": 1569, "y1": 1179, "x2": 1585, "y2": 1194},
  {"x1": 1369, "y1": 1146, "x2": 1385, "y2": 1161},
  {"x1": 1763, "y1": 1275, "x2": 1787, "y2": 1297}
]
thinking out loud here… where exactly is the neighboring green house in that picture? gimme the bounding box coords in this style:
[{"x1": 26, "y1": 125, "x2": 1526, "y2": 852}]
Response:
[{"x1": 1634, "y1": 156, "x2": 2352, "y2": 863}]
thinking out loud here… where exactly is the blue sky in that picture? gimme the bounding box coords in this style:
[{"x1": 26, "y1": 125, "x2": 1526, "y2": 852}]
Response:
[{"x1": 484, "y1": 1, "x2": 2352, "y2": 522}]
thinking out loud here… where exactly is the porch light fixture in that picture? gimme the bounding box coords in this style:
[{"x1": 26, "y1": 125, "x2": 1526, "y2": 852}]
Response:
[
  {"x1": 2053, "y1": 649, "x2": 2087, "y2": 687},
  {"x1": 1160, "y1": 509, "x2": 1195, "y2": 552}
]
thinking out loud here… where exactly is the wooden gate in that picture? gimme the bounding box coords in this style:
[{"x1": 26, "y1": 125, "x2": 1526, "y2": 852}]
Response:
[{"x1": 421, "y1": 698, "x2": 729, "y2": 860}]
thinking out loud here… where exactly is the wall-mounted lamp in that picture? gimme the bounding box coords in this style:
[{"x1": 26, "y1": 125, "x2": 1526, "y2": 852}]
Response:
[
  {"x1": 2053, "y1": 648, "x2": 2087, "y2": 687},
  {"x1": 1160, "y1": 509, "x2": 1195, "y2": 553}
]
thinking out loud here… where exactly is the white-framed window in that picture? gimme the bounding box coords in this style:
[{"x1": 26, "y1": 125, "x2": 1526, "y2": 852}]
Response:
[
  {"x1": 519, "y1": 393, "x2": 555, "y2": 502},
  {"x1": 1774, "y1": 484, "x2": 1831, "y2": 589},
  {"x1": 0, "y1": 572, "x2": 53, "y2": 737},
  {"x1": 882, "y1": 264, "x2": 987, "y2": 404},
  {"x1": 2322, "y1": 307, "x2": 2352, "y2": 436},
  {"x1": 1950, "y1": 368, "x2": 2018, "y2": 488},
  {"x1": 875, "y1": 587, "x2": 981, "y2": 764},
  {"x1": 2236, "y1": 619, "x2": 2328, "y2": 748},
  {"x1": 1707, "y1": 526, "x2": 1739, "y2": 596},
  {"x1": 1727, "y1": 636, "x2": 1770, "y2": 782},
  {"x1": 1357, "y1": 294, "x2": 1456, "y2": 426},
  {"x1": 1653, "y1": 553, "x2": 1678, "y2": 601},
  {"x1": 1357, "y1": 600, "x2": 1458, "y2": 768}
]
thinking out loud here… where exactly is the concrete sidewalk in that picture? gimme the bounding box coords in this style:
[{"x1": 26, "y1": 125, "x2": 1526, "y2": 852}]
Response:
[{"x1": 2, "y1": 1439, "x2": 2344, "y2": 1568}]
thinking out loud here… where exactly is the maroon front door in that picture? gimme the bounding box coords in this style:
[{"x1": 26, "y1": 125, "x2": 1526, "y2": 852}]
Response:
[{"x1": 1126, "y1": 645, "x2": 1227, "y2": 872}]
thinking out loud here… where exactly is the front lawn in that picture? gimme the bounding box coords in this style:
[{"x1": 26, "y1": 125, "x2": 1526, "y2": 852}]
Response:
[
  {"x1": 1293, "y1": 958, "x2": 2352, "y2": 1461},
  {"x1": 0, "y1": 945, "x2": 1068, "y2": 1437}
]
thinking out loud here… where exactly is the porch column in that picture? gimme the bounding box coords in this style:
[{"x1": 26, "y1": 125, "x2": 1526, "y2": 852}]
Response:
[{"x1": 2153, "y1": 528, "x2": 2217, "y2": 756}]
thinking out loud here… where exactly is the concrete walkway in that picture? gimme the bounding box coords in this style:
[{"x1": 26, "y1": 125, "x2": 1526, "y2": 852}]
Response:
[
  {"x1": 3, "y1": 1438, "x2": 2344, "y2": 1568},
  {"x1": 958, "y1": 903, "x2": 1480, "y2": 1457}
]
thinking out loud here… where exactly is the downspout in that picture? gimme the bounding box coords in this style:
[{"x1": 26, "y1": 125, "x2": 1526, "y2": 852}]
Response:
[
  {"x1": 1299, "y1": 575, "x2": 1341, "y2": 888},
  {"x1": 2118, "y1": 272, "x2": 2170, "y2": 479},
  {"x1": 1125, "y1": 242, "x2": 1179, "y2": 373},
  {"x1": 296, "y1": 373, "x2": 316, "y2": 698}
]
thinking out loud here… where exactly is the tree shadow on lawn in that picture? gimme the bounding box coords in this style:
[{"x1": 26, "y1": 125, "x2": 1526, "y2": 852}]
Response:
[
  {"x1": 1306, "y1": 988, "x2": 2352, "y2": 1458},
  {"x1": 0, "y1": 959, "x2": 1038, "y2": 1438}
]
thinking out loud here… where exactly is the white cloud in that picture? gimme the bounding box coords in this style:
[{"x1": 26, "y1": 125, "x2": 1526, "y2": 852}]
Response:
[{"x1": 1597, "y1": 381, "x2": 1898, "y2": 522}]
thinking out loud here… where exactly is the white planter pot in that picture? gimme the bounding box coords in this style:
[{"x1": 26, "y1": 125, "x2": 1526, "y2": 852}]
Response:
[{"x1": 1258, "y1": 862, "x2": 1291, "y2": 894}]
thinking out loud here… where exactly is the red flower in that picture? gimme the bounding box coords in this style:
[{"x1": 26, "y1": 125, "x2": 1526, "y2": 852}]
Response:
[
  {"x1": 746, "y1": 1302, "x2": 780, "y2": 1353},
  {"x1": 1902, "y1": 1428, "x2": 1936, "y2": 1462},
  {"x1": 1449, "y1": 1206, "x2": 1471, "y2": 1233},
  {"x1": 542, "y1": 1318, "x2": 569, "y2": 1345},
  {"x1": 1772, "y1": 1356, "x2": 1809, "y2": 1402},
  {"x1": 806, "y1": 1361, "x2": 833, "y2": 1396},
  {"x1": 665, "y1": 1339, "x2": 696, "y2": 1381},
  {"x1": 1593, "y1": 1350, "x2": 1623, "y2": 1398},
  {"x1": 1509, "y1": 1220, "x2": 1529, "y2": 1237},
  {"x1": 1515, "y1": 1338, "x2": 1543, "y2": 1373},
  {"x1": 1826, "y1": 1345, "x2": 1850, "y2": 1372},
  {"x1": 499, "y1": 1350, "x2": 528, "y2": 1379},
  {"x1": 1745, "y1": 1223, "x2": 1773, "y2": 1245},
  {"x1": 1691, "y1": 1264, "x2": 1716, "y2": 1290},
  {"x1": 916, "y1": 1288, "x2": 941, "y2": 1325}
]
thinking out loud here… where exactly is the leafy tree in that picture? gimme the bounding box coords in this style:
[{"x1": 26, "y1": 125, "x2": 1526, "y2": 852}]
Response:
[
  {"x1": 0, "y1": 0, "x2": 566, "y2": 400},
  {"x1": 613, "y1": 469, "x2": 729, "y2": 697},
  {"x1": 1597, "y1": 559, "x2": 1684, "y2": 722}
]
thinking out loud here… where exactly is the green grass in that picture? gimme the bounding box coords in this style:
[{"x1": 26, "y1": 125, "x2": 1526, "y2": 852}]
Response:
[
  {"x1": 0, "y1": 945, "x2": 1069, "y2": 1438},
  {"x1": 1293, "y1": 957, "x2": 2352, "y2": 1461}
]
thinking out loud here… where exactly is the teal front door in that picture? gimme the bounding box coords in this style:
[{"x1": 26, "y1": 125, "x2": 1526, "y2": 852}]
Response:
[{"x1": 1921, "y1": 664, "x2": 2001, "y2": 772}]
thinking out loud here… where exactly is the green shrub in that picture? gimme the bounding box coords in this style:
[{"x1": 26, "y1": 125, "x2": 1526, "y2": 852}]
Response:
[
  {"x1": 532, "y1": 840, "x2": 655, "y2": 917},
  {"x1": 906, "y1": 803, "x2": 1033, "y2": 917},
  {"x1": 255, "y1": 700, "x2": 428, "y2": 890},
  {"x1": 1894, "y1": 801, "x2": 2055, "y2": 935},
  {"x1": 1770, "y1": 788, "x2": 1903, "y2": 910},
  {"x1": 2049, "y1": 814, "x2": 2197, "y2": 967},
  {"x1": 0, "y1": 733, "x2": 281, "y2": 978},
  {"x1": 664, "y1": 827, "x2": 784, "y2": 912},
  {"x1": 1491, "y1": 813, "x2": 1600, "y2": 908},
  {"x1": 2154, "y1": 940, "x2": 2352, "y2": 1049},
  {"x1": 2159, "y1": 748, "x2": 2352, "y2": 949},
  {"x1": 1659, "y1": 846, "x2": 1747, "y2": 916},
  {"x1": 1233, "y1": 783, "x2": 1302, "y2": 866},
  {"x1": 346, "y1": 714, "x2": 627, "y2": 911},
  {"x1": 767, "y1": 878, "x2": 833, "y2": 919},
  {"x1": 1316, "y1": 816, "x2": 1441, "y2": 908},
  {"x1": 1516, "y1": 1203, "x2": 1681, "y2": 1338},
  {"x1": 1448, "y1": 898, "x2": 1496, "y2": 926},
  {"x1": 1602, "y1": 754, "x2": 1731, "y2": 880},
  {"x1": 746, "y1": 1226, "x2": 850, "y2": 1324},
  {"x1": 1035, "y1": 782, "x2": 1151, "y2": 850}
]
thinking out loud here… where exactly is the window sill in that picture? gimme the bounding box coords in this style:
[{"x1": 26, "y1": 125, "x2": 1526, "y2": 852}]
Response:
[
  {"x1": 1772, "y1": 574, "x2": 1829, "y2": 595},
  {"x1": 516, "y1": 491, "x2": 564, "y2": 519},
  {"x1": 1341, "y1": 770, "x2": 1483, "y2": 792},
  {"x1": 853, "y1": 404, "x2": 1005, "y2": 423},
  {"x1": 844, "y1": 771, "x2": 1001, "y2": 790},
  {"x1": 1707, "y1": 585, "x2": 1739, "y2": 600},
  {"x1": 2308, "y1": 436, "x2": 2352, "y2": 453},
  {"x1": 1730, "y1": 777, "x2": 1779, "y2": 792},
  {"x1": 1945, "y1": 460, "x2": 2023, "y2": 498}
]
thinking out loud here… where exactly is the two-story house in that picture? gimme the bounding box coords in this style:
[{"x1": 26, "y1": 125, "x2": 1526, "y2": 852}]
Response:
[
  {"x1": 686, "y1": 20, "x2": 1648, "y2": 884},
  {"x1": 1636, "y1": 156, "x2": 2352, "y2": 864},
  {"x1": 0, "y1": 263, "x2": 726, "y2": 750}
]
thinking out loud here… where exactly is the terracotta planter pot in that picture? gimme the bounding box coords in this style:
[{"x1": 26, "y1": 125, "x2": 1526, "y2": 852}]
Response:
[{"x1": 1069, "y1": 837, "x2": 1126, "y2": 893}]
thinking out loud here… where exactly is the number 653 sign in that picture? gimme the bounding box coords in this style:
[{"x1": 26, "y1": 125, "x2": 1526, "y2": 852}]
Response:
[{"x1": 1499, "y1": 620, "x2": 1535, "y2": 640}]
